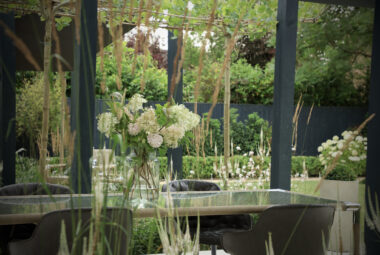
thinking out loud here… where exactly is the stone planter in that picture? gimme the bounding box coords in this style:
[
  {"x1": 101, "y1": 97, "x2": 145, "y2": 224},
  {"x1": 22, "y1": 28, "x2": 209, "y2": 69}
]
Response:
[{"x1": 320, "y1": 179, "x2": 359, "y2": 252}]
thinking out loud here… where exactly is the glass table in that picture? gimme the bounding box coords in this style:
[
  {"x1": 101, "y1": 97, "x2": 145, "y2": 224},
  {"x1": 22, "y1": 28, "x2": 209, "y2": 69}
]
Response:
[{"x1": 0, "y1": 189, "x2": 360, "y2": 254}]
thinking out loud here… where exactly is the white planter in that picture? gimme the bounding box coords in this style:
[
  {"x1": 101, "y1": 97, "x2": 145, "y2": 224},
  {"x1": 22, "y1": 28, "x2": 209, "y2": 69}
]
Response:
[{"x1": 320, "y1": 179, "x2": 359, "y2": 252}]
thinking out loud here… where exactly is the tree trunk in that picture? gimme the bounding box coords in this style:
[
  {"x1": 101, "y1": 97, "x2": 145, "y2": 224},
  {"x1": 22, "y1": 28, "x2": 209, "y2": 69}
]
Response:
[
  {"x1": 223, "y1": 36, "x2": 231, "y2": 189},
  {"x1": 39, "y1": 9, "x2": 53, "y2": 180}
]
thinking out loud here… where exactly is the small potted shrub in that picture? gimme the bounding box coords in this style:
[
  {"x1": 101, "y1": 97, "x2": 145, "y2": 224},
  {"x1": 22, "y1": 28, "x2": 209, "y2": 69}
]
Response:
[
  {"x1": 318, "y1": 130, "x2": 367, "y2": 252},
  {"x1": 324, "y1": 164, "x2": 358, "y2": 182}
]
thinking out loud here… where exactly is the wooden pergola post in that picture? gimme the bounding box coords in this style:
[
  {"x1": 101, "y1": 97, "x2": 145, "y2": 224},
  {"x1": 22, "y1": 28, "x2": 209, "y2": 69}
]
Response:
[
  {"x1": 0, "y1": 12, "x2": 16, "y2": 186},
  {"x1": 365, "y1": 0, "x2": 380, "y2": 253},
  {"x1": 167, "y1": 30, "x2": 183, "y2": 179},
  {"x1": 70, "y1": 0, "x2": 97, "y2": 193},
  {"x1": 270, "y1": 0, "x2": 299, "y2": 190}
]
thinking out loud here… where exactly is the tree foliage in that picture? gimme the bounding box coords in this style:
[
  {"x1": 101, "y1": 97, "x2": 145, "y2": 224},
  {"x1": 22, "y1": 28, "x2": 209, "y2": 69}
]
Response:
[
  {"x1": 295, "y1": 5, "x2": 373, "y2": 106},
  {"x1": 95, "y1": 43, "x2": 167, "y2": 101},
  {"x1": 16, "y1": 75, "x2": 62, "y2": 156}
]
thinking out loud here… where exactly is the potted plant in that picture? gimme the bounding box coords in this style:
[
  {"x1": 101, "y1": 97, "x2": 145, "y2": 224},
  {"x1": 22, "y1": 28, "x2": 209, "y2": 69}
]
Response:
[{"x1": 318, "y1": 130, "x2": 367, "y2": 252}]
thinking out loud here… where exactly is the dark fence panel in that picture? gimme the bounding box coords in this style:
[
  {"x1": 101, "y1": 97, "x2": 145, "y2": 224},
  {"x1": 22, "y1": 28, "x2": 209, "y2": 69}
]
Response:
[
  {"x1": 292, "y1": 106, "x2": 367, "y2": 155},
  {"x1": 86, "y1": 99, "x2": 367, "y2": 156}
]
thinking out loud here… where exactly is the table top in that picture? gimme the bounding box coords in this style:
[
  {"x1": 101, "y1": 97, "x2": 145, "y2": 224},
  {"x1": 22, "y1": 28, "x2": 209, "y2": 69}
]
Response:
[{"x1": 0, "y1": 189, "x2": 358, "y2": 225}]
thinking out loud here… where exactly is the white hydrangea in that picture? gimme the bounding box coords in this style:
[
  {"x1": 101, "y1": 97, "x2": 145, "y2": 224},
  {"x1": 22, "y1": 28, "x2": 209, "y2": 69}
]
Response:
[
  {"x1": 349, "y1": 156, "x2": 360, "y2": 161},
  {"x1": 147, "y1": 133, "x2": 163, "y2": 148},
  {"x1": 343, "y1": 131, "x2": 353, "y2": 140},
  {"x1": 127, "y1": 94, "x2": 147, "y2": 113},
  {"x1": 160, "y1": 125, "x2": 185, "y2": 148},
  {"x1": 136, "y1": 107, "x2": 160, "y2": 133},
  {"x1": 356, "y1": 136, "x2": 364, "y2": 142},
  {"x1": 97, "y1": 112, "x2": 119, "y2": 138},
  {"x1": 318, "y1": 130, "x2": 367, "y2": 175},
  {"x1": 128, "y1": 123, "x2": 141, "y2": 136},
  {"x1": 166, "y1": 104, "x2": 200, "y2": 131}
]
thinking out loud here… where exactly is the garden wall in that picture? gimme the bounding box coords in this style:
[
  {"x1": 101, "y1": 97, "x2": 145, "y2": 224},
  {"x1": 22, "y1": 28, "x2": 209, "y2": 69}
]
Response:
[{"x1": 89, "y1": 99, "x2": 367, "y2": 156}]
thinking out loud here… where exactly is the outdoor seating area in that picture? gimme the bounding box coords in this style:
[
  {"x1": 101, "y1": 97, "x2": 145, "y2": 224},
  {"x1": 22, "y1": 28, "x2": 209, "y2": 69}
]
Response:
[{"x1": 1, "y1": 0, "x2": 379, "y2": 254}]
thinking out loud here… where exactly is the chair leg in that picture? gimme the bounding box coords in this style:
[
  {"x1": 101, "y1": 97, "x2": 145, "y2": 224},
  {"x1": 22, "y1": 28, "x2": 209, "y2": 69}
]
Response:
[{"x1": 211, "y1": 245, "x2": 217, "y2": 255}]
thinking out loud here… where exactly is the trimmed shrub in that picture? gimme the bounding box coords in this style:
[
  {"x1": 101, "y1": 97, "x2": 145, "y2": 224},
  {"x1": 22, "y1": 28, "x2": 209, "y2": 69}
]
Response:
[
  {"x1": 291, "y1": 156, "x2": 323, "y2": 177},
  {"x1": 159, "y1": 155, "x2": 324, "y2": 179},
  {"x1": 183, "y1": 110, "x2": 271, "y2": 157},
  {"x1": 324, "y1": 164, "x2": 358, "y2": 181}
]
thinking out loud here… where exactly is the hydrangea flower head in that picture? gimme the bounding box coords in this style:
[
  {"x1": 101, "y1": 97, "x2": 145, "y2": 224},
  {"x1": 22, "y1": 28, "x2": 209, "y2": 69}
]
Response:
[
  {"x1": 127, "y1": 94, "x2": 147, "y2": 113},
  {"x1": 97, "y1": 112, "x2": 119, "y2": 138}
]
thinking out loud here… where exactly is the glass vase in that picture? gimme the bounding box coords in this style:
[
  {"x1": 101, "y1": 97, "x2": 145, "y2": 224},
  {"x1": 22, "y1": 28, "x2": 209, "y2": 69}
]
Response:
[{"x1": 125, "y1": 149, "x2": 160, "y2": 200}]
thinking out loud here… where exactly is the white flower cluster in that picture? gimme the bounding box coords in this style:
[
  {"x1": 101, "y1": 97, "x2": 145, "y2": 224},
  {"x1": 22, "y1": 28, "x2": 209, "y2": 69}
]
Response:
[
  {"x1": 147, "y1": 133, "x2": 163, "y2": 148},
  {"x1": 166, "y1": 104, "x2": 200, "y2": 131},
  {"x1": 127, "y1": 93, "x2": 147, "y2": 113},
  {"x1": 97, "y1": 94, "x2": 200, "y2": 150},
  {"x1": 318, "y1": 130, "x2": 367, "y2": 168},
  {"x1": 160, "y1": 125, "x2": 185, "y2": 148},
  {"x1": 214, "y1": 144, "x2": 271, "y2": 191},
  {"x1": 136, "y1": 107, "x2": 160, "y2": 133},
  {"x1": 128, "y1": 123, "x2": 141, "y2": 136},
  {"x1": 97, "y1": 112, "x2": 119, "y2": 138}
]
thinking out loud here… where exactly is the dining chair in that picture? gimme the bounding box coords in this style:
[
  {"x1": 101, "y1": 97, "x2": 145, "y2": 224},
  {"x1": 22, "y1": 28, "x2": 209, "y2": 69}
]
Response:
[
  {"x1": 0, "y1": 183, "x2": 71, "y2": 196},
  {"x1": 0, "y1": 183, "x2": 72, "y2": 254},
  {"x1": 162, "y1": 180, "x2": 252, "y2": 255},
  {"x1": 8, "y1": 208, "x2": 132, "y2": 255},
  {"x1": 221, "y1": 204, "x2": 335, "y2": 255}
]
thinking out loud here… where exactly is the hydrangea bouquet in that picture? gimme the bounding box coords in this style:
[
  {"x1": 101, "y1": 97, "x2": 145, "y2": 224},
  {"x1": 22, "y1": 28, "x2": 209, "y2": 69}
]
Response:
[
  {"x1": 318, "y1": 130, "x2": 367, "y2": 181},
  {"x1": 97, "y1": 93, "x2": 200, "y2": 196}
]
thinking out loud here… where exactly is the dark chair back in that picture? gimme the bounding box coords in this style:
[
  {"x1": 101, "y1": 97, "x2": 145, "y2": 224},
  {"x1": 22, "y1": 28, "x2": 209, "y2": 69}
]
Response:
[
  {"x1": 0, "y1": 183, "x2": 71, "y2": 196},
  {"x1": 0, "y1": 183, "x2": 72, "y2": 254},
  {"x1": 222, "y1": 205, "x2": 335, "y2": 255},
  {"x1": 8, "y1": 208, "x2": 132, "y2": 255},
  {"x1": 162, "y1": 180, "x2": 220, "y2": 192}
]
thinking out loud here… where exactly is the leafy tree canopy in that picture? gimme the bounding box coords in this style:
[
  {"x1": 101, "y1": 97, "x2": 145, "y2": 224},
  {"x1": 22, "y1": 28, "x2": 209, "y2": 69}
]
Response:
[{"x1": 95, "y1": 42, "x2": 168, "y2": 101}]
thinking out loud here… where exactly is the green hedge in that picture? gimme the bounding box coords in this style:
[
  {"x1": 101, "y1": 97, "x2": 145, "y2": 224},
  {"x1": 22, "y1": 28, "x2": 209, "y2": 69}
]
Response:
[
  {"x1": 159, "y1": 155, "x2": 325, "y2": 179},
  {"x1": 183, "y1": 110, "x2": 272, "y2": 157},
  {"x1": 130, "y1": 218, "x2": 161, "y2": 254}
]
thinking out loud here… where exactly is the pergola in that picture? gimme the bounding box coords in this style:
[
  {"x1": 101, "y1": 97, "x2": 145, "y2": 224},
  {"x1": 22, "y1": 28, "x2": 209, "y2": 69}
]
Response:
[{"x1": 1, "y1": 0, "x2": 379, "y2": 252}]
